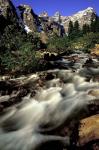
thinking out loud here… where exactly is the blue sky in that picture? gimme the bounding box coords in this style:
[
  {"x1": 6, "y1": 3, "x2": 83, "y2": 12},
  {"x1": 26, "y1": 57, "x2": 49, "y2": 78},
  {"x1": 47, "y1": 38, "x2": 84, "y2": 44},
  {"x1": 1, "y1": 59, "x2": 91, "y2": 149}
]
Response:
[{"x1": 13, "y1": 0, "x2": 99, "y2": 16}]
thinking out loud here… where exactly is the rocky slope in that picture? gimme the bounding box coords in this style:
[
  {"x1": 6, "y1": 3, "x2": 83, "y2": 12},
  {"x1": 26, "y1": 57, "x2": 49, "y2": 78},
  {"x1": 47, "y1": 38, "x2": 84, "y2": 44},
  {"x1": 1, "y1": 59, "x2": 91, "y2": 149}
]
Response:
[{"x1": 17, "y1": 4, "x2": 39, "y2": 33}]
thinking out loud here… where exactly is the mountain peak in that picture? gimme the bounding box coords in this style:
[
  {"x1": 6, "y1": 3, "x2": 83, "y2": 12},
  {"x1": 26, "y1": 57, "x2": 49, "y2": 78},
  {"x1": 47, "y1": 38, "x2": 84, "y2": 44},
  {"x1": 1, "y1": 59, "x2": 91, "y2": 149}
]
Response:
[
  {"x1": 77, "y1": 7, "x2": 95, "y2": 14},
  {"x1": 52, "y1": 11, "x2": 61, "y2": 22},
  {"x1": 86, "y1": 7, "x2": 94, "y2": 11},
  {"x1": 39, "y1": 11, "x2": 48, "y2": 18},
  {"x1": 54, "y1": 11, "x2": 61, "y2": 16},
  {"x1": 18, "y1": 4, "x2": 32, "y2": 13}
]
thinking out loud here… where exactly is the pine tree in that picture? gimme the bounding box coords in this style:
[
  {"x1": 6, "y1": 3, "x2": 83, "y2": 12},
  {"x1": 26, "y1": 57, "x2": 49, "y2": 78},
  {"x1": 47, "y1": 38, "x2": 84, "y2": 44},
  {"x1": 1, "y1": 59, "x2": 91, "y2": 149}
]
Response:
[
  {"x1": 74, "y1": 21, "x2": 79, "y2": 32},
  {"x1": 68, "y1": 21, "x2": 74, "y2": 39},
  {"x1": 95, "y1": 15, "x2": 99, "y2": 32},
  {"x1": 68, "y1": 20, "x2": 81, "y2": 38},
  {"x1": 90, "y1": 18, "x2": 95, "y2": 32},
  {"x1": 73, "y1": 21, "x2": 81, "y2": 37},
  {"x1": 82, "y1": 24, "x2": 90, "y2": 34},
  {"x1": 90, "y1": 15, "x2": 99, "y2": 32}
]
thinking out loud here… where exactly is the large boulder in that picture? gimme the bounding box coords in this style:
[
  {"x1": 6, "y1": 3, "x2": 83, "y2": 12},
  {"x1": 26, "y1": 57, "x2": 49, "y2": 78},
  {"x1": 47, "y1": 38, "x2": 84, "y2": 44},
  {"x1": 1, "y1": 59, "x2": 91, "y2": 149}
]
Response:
[{"x1": 78, "y1": 115, "x2": 99, "y2": 147}]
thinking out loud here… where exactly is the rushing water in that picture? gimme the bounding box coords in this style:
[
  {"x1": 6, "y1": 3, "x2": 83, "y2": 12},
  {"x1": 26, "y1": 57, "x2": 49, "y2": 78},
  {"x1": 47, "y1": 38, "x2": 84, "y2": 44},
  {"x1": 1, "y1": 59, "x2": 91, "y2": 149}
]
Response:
[{"x1": 0, "y1": 54, "x2": 99, "y2": 150}]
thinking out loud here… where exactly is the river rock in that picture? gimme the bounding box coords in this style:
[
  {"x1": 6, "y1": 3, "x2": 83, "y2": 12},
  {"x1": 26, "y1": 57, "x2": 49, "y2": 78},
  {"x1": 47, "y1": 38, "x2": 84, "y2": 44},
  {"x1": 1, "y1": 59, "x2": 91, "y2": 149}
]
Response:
[
  {"x1": 78, "y1": 114, "x2": 99, "y2": 146},
  {"x1": 88, "y1": 89, "x2": 99, "y2": 97}
]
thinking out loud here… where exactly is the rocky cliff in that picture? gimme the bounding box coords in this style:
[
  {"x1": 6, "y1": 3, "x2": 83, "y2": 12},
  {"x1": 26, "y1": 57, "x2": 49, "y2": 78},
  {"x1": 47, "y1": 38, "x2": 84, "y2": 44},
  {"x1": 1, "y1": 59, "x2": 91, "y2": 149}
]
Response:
[
  {"x1": 17, "y1": 4, "x2": 39, "y2": 33},
  {"x1": 0, "y1": 0, "x2": 18, "y2": 33}
]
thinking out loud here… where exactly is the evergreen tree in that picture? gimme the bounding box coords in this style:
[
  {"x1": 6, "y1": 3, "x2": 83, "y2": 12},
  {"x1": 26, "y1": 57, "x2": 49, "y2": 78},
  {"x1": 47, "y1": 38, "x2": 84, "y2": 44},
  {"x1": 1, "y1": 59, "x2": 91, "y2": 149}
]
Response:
[
  {"x1": 68, "y1": 20, "x2": 81, "y2": 38},
  {"x1": 90, "y1": 15, "x2": 99, "y2": 32},
  {"x1": 68, "y1": 21, "x2": 74, "y2": 39},
  {"x1": 94, "y1": 15, "x2": 99, "y2": 32},
  {"x1": 74, "y1": 21, "x2": 79, "y2": 32},
  {"x1": 73, "y1": 21, "x2": 81, "y2": 37},
  {"x1": 90, "y1": 18, "x2": 95, "y2": 32},
  {"x1": 82, "y1": 24, "x2": 90, "y2": 34}
]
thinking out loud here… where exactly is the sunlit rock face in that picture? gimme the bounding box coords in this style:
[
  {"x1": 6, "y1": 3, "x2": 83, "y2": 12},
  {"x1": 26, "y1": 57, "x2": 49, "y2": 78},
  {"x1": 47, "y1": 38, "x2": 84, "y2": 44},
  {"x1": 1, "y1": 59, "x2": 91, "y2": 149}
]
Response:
[
  {"x1": 39, "y1": 16, "x2": 64, "y2": 37},
  {"x1": 77, "y1": 110, "x2": 99, "y2": 149},
  {"x1": 39, "y1": 11, "x2": 48, "y2": 19},
  {"x1": 0, "y1": 0, "x2": 17, "y2": 19},
  {"x1": 52, "y1": 11, "x2": 61, "y2": 23},
  {"x1": 17, "y1": 5, "x2": 39, "y2": 33}
]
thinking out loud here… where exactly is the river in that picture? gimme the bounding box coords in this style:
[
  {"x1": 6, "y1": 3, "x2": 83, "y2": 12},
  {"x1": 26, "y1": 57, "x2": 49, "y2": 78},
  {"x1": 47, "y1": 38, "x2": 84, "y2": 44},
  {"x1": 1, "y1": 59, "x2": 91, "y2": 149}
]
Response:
[{"x1": 0, "y1": 51, "x2": 99, "y2": 150}]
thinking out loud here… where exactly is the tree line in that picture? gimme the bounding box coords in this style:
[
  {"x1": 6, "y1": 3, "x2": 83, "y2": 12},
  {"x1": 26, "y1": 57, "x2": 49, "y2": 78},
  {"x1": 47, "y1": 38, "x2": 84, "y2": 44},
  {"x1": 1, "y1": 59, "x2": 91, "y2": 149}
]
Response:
[{"x1": 68, "y1": 15, "x2": 99, "y2": 39}]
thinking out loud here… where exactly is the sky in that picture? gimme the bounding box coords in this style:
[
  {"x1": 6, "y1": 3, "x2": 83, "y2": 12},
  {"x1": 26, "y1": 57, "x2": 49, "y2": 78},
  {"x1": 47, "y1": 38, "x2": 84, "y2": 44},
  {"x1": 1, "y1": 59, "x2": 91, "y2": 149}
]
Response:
[{"x1": 13, "y1": 0, "x2": 99, "y2": 16}]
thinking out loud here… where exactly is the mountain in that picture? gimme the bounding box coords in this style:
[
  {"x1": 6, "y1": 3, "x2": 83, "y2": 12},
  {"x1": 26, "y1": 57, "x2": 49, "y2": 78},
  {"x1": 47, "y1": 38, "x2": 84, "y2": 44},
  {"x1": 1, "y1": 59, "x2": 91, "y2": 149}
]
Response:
[
  {"x1": 36, "y1": 7, "x2": 96, "y2": 34},
  {"x1": 0, "y1": 0, "x2": 97, "y2": 37},
  {"x1": 39, "y1": 11, "x2": 48, "y2": 18},
  {"x1": 60, "y1": 7, "x2": 96, "y2": 33},
  {"x1": 41, "y1": 7, "x2": 96, "y2": 33}
]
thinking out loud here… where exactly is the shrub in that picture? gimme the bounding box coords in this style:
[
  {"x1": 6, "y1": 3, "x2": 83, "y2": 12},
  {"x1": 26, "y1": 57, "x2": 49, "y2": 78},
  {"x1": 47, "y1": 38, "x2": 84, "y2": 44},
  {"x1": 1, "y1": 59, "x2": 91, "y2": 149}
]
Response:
[
  {"x1": 47, "y1": 35, "x2": 69, "y2": 54},
  {"x1": 69, "y1": 32, "x2": 99, "y2": 53},
  {"x1": 0, "y1": 42, "x2": 39, "y2": 73}
]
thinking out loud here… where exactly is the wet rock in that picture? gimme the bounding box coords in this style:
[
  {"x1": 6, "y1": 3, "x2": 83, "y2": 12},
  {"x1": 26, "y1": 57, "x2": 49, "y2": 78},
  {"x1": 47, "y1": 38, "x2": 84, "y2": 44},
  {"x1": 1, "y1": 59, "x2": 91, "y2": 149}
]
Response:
[
  {"x1": 0, "y1": 80, "x2": 19, "y2": 95},
  {"x1": 0, "y1": 104, "x2": 4, "y2": 112},
  {"x1": 78, "y1": 115, "x2": 99, "y2": 146},
  {"x1": 91, "y1": 44, "x2": 99, "y2": 56},
  {"x1": 0, "y1": 95, "x2": 10, "y2": 103},
  {"x1": 88, "y1": 89, "x2": 99, "y2": 97},
  {"x1": 45, "y1": 73, "x2": 55, "y2": 80},
  {"x1": 0, "y1": 73, "x2": 40, "y2": 111},
  {"x1": 44, "y1": 53, "x2": 50, "y2": 61},
  {"x1": 83, "y1": 57, "x2": 99, "y2": 68}
]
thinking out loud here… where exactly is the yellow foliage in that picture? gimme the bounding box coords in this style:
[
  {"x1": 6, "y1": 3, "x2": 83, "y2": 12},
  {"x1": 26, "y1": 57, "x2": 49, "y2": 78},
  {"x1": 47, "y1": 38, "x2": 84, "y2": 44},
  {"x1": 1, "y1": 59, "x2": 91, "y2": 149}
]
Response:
[
  {"x1": 91, "y1": 44, "x2": 99, "y2": 56},
  {"x1": 40, "y1": 32, "x2": 48, "y2": 44}
]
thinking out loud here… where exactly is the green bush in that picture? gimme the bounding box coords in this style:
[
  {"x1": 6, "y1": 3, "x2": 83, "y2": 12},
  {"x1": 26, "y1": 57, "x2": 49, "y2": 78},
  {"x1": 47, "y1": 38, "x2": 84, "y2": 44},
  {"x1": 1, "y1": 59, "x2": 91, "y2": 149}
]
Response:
[
  {"x1": 69, "y1": 32, "x2": 99, "y2": 53},
  {"x1": 0, "y1": 24, "x2": 43, "y2": 74},
  {"x1": 0, "y1": 42, "x2": 39, "y2": 73},
  {"x1": 47, "y1": 35, "x2": 69, "y2": 54},
  {"x1": 18, "y1": 43, "x2": 38, "y2": 71}
]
